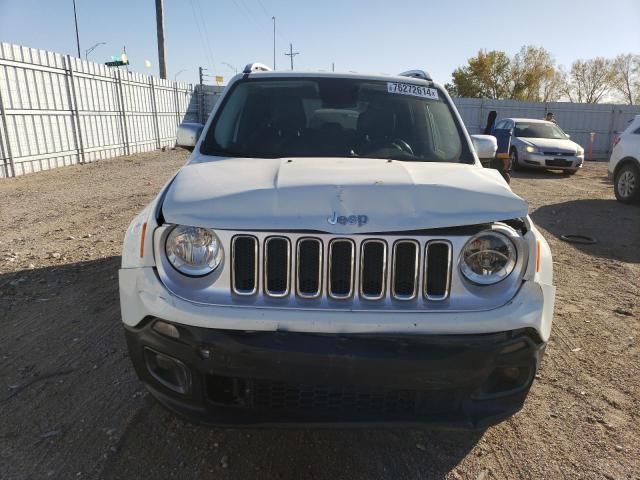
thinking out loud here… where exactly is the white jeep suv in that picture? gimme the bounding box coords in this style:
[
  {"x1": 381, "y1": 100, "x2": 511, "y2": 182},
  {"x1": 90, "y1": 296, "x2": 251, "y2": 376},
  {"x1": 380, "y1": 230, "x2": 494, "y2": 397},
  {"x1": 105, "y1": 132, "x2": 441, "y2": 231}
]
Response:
[
  {"x1": 609, "y1": 114, "x2": 640, "y2": 203},
  {"x1": 119, "y1": 64, "x2": 555, "y2": 429}
]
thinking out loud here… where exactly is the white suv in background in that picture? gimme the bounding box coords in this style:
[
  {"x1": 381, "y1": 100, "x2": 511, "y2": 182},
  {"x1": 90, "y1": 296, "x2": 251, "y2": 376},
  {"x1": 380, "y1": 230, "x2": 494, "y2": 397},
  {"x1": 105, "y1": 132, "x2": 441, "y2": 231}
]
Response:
[{"x1": 609, "y1": 115, "x2": 640, "y2": 204}]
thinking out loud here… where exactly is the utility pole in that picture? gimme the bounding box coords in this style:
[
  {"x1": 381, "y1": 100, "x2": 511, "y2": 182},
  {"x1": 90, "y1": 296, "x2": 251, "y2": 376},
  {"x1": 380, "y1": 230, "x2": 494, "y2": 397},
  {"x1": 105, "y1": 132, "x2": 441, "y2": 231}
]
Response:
[
  {"x1": 284, "y1": 43, "x2": 299, "y2": 71},
  {"x1": 198, "y1": 66, "x2": 206, "y2": 123},
  {"x1": 272, "y1": 16, "x2": 276, "y2": 70},
  {"x1": 72, "y1": 0, "x2": 81, "y2": 58},
  {"x1": 332, "y1": 62, "x2": 335, "y2": 72},
  {"x1": 155, "y1": 0, "x2": 167, "y2": 79}
]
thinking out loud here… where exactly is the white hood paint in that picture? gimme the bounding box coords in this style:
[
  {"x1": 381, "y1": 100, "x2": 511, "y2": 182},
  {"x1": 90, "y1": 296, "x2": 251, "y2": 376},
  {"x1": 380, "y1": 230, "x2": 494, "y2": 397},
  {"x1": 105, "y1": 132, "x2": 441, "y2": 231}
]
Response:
[
  {"x1": 519, "y1": 137, "x2": 579, "y2": 153},
  {"x1": 162, "y1": 157, "x2": 529, "y2": 233}
]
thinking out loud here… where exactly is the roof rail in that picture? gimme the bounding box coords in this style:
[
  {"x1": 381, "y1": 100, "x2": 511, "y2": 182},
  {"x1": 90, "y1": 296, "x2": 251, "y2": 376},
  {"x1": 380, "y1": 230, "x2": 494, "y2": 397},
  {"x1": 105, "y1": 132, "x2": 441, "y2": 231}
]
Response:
[
  {"x1": 398, "y1": 69, "x2": 432, "y2": 82},
  {"x1": 243, "y1": 62, "x2": 272, "y2": 74}
]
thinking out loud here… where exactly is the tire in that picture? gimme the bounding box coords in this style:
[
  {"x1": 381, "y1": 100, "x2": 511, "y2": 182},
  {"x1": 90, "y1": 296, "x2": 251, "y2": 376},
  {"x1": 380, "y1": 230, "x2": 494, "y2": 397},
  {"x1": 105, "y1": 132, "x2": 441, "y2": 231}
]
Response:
[
  {"x1": 566, "y1": 169, "x2": 578, "y2": 175},
  {"x1": 614, "y1": 162, "x2": 640, "y2": 204},
  {"x1": 510, "y1": 148, "x2": 521, "y2": 171}
]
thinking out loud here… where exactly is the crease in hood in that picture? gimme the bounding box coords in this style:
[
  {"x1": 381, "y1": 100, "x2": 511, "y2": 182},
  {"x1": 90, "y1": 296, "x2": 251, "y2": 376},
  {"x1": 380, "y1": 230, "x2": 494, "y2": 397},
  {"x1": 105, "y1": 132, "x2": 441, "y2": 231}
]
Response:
[{"x1": 162, "y1": 157, "x2": 529, "y2": 233}]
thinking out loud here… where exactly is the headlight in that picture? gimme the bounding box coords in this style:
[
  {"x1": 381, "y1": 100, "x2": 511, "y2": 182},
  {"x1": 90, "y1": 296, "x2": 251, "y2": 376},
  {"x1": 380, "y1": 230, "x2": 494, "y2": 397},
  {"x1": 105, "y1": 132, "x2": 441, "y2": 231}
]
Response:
[
  {"x1": 165, "y1": 225, "x2": 223, "y2": 276},
  {"x1": 525, "y1": 145, "x2": 538, "y2": 153},
  {"x1": 575, "y1": 146, "x2": 584, "y2": 156},
  {"x1": 460, "y1": 231, "x2": 517, "y2": 285}
]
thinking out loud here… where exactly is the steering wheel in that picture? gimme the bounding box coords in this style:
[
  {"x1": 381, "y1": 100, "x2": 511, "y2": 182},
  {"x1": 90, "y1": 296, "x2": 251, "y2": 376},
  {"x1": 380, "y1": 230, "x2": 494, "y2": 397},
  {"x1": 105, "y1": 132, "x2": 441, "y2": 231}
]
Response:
[{"x1": 390, "y1": 138, "x2": 414, "y2": 156}]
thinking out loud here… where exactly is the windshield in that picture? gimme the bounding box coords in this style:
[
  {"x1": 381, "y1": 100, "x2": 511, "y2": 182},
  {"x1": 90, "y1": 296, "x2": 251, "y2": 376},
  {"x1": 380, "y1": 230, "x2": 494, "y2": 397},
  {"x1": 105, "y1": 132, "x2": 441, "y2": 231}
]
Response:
[
  {"x1": 200, "y1": 78, "x2": 473, "y2": 163},
  {"x1": 514, "y1": 122, "x2": 568, "y2": 139}
]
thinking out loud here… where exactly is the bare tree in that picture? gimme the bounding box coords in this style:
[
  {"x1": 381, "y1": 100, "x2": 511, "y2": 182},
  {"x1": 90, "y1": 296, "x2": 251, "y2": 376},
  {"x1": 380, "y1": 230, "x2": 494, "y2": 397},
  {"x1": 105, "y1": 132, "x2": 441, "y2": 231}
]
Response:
[
  {"x1": 541, "y1": 68, "x2": 567, "y2": 102},
  {"x1": 611, "y1": 53, "x2": 640, "y2": 105},
  {"x1": 564, "y1": 58, "x2": 615, "y2": 103}
]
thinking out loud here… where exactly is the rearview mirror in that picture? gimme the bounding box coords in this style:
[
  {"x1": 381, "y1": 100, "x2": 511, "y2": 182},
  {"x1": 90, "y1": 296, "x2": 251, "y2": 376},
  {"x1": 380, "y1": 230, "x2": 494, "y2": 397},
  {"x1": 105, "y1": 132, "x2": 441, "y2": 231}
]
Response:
[
  {"x1": 470, "y1": 134, "x2": 498, "y2": 160},
  {"x1": 176, "y1": 122, "x2": 204, "y2": 151}
]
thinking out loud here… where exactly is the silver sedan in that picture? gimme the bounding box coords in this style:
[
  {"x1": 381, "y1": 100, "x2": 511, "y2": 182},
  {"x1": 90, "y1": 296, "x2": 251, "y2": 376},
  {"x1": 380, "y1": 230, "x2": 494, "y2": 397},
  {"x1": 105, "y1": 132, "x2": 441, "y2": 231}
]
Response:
[{"x1": 493, "y1": 118, "x2": 585, "y2": 174}]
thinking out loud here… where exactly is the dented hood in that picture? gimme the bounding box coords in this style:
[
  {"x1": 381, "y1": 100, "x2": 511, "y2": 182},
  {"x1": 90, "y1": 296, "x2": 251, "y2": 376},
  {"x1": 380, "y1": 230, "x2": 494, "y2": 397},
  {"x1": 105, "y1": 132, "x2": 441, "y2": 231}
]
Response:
[{"x1": 162, "y1": 157, "x2": 528, "y2": 233}]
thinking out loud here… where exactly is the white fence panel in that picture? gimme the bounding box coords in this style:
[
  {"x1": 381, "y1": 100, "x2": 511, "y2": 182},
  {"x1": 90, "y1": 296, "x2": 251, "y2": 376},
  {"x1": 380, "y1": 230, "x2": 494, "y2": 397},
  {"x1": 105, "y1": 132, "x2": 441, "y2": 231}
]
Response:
[{"x1": 0, "y1": 43, "x2": 197, "y2": 178}]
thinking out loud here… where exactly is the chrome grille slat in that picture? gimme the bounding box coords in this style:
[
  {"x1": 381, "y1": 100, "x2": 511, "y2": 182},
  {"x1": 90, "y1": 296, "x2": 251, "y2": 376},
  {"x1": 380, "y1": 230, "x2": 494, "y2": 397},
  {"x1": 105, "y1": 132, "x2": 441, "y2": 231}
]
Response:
[
  {"x1": 264, "y1": 236, "x2": 291, "y2": 297},
  {"x1": 296, "y1": 238, "x2": 323, "y2": 299},
  {"x1": 424, "y1": 240, "x2": 452, "y2": 301},
  {"x1": 328, "y1": 239, "x2": 355, "y2": 299},
  {"x1": 231, "y1": 235, "x2": 259, "y2": 296},
  {"x1": 391, "y1": 240, "x2": 420, "y2": 300},
  {"x1": 360, "y1": 239, "x2": 387, "y2": 300}
]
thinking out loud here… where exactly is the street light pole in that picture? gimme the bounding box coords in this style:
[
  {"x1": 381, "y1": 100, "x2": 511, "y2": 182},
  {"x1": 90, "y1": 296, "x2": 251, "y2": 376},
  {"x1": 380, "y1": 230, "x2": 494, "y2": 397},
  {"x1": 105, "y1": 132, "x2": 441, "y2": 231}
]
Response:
[
  {"x1": 85, "y1": 42, "x2": 106, "y2": 61},
  {"x1": 72, "y1": 0, "x2": 81, "y2": 58},
  {"x1": 174, "y1": 69, "x2": 187, "y2": 81},
  {"x1": 272, "y1": 16, "x2": 276, "y2": 70},
  {"x1": 222, "y1": 62, "x2": 238, "y2": 75}
]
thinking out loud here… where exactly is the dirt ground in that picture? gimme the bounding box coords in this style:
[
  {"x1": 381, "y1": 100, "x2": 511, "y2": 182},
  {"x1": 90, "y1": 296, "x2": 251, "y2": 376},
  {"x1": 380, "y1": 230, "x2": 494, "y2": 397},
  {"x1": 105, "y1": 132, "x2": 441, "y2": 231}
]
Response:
[{"x1": 1, "y1": 152, "x2": 638, "y2": 480}]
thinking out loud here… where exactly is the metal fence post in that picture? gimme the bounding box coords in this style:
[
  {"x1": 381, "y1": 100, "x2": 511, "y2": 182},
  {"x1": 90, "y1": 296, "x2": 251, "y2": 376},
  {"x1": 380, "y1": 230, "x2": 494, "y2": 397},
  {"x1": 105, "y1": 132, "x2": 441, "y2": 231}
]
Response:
[
  {"x1": 0, "y1": 83, "x2": 16, "y2": 177},
  {"x1": 116, "y1": 69, "x2": 130, "y2": 156},
  {"x1": 64, "y1": 55, "x2": 86, "y2": 164},
  {"x1": 173, "y1": 81, "x2": 181, "y2": 129},
  {"x1": 149, "y1": 76, "x2": 161, "y2": 149}
]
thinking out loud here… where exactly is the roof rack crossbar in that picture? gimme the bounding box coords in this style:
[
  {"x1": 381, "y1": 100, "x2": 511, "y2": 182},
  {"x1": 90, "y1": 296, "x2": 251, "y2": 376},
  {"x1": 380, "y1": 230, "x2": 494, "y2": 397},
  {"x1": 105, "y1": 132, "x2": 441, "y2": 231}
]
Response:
[
  {"x1": 243, "y1": 62, "x2": 272, "y2": 74},
  {"x1": 398, "y1": 70, "x2": 433, "y2": 81}
]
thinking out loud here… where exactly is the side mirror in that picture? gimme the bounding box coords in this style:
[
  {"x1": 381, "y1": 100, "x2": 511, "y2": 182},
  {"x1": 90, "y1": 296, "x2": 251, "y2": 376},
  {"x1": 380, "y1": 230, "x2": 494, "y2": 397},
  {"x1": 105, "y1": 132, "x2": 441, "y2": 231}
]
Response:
[
  {"x1": 566, "y1": 134, "x2": 571, "y2": 139},
  {"x1": 176, "y1": 122, "x2": 204, "y2": 151},
  {"x1": 471, "y1": 134, "x2": 498, "y2": 161}
]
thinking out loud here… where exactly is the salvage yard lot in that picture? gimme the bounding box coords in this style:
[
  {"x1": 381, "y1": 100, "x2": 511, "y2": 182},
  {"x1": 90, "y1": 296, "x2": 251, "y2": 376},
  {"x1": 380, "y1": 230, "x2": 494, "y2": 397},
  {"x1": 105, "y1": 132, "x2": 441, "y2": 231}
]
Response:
[{"x1": 0, "y1": 152, "x2": 638, "y2": 480}]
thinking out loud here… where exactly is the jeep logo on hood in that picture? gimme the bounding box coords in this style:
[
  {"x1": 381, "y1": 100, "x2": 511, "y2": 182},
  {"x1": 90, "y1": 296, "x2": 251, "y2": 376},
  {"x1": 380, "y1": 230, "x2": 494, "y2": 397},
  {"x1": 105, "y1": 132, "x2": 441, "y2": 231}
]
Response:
[{"x1": 327, "y1": 212, "x2": 368, "y2": 226}]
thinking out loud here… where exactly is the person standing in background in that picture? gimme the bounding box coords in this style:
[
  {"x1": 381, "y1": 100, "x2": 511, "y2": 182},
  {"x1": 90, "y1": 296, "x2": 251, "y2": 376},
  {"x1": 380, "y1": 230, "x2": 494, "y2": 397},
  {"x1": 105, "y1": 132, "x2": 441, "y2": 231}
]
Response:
[{"x1": 545, "y1": 112, "x2": 557, "y2": 124}]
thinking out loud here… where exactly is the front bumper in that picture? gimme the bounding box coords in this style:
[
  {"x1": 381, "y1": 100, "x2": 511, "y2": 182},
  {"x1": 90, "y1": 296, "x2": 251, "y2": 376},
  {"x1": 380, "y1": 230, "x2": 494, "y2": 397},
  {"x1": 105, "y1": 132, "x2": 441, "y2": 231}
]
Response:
[
  {"x1": 521, "y1": 152, "x2": 583, "y2": 170},
  {"x1": 125, "y1": 320, "x2": 546, "y2": 428}
]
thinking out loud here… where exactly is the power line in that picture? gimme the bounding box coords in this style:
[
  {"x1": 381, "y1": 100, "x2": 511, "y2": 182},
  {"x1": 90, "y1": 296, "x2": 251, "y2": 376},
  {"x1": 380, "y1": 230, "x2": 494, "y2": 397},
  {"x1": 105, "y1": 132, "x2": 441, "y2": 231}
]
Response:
[
  {"x1": 195, "y1": 0, "x2": 218, "y2": 74},
  {"x1": 188, "y1": 0, "x2": 217, "y2": 75}
]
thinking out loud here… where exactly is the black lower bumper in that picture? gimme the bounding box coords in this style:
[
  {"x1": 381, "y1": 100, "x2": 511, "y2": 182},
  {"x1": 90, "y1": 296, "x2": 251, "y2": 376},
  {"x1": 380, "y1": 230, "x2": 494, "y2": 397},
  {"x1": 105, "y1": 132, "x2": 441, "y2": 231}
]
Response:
[{"x1": 124, "y1": 318, "x2": 546, "y2": 429}]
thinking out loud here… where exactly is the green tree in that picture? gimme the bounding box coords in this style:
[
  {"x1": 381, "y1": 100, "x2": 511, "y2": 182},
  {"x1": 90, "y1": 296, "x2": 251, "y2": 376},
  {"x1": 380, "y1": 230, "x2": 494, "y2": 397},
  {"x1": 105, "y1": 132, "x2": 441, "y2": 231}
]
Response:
[
  {"x1": 449, "y1": 47, "x2": 560, "y2": 100},
  {"x1": 450, "y1": 50, "x2": 511, "y2": 99}
]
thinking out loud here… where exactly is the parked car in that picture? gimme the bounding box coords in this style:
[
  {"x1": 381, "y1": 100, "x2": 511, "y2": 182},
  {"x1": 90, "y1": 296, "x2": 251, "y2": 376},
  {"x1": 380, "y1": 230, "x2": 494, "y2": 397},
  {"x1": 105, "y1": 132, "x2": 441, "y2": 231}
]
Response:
[
  {"x1": 609, "y1": 114, "x2": 640, "y2": 204},
  {"x1": 119, "y1": 64, "x2": 556, "y2": 429},
  {"x1": 493, "y1": 118, "x2": 584, "y2": 174}
]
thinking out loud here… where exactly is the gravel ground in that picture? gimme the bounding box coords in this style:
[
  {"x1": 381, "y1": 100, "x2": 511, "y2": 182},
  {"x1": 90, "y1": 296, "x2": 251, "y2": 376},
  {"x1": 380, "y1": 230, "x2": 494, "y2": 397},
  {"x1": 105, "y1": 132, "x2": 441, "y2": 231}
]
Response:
[{"x1": 0, "y1": 152, "x2": 638, "y2": 480}]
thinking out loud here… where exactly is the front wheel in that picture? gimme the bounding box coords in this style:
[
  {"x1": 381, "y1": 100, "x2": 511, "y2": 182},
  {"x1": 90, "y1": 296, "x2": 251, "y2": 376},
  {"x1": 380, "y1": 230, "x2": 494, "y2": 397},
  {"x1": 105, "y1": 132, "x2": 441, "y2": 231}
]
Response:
[
  {"x1": 510, "y1": 148, "x2": 521, "y2": 171},
  {"x1": 614, "y1": 163, "x2": 640, "y2": 204},
  {"x1": 566, "y1": 169, "x2": 578, "y2": 175}
]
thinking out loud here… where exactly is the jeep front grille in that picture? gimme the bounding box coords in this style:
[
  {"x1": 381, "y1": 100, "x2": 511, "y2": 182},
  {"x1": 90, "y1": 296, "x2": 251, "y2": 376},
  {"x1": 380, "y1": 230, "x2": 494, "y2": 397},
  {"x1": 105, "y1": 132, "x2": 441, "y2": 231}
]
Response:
[{"x1": 231, "y1": 235, "x2": 452, "y2": 302}]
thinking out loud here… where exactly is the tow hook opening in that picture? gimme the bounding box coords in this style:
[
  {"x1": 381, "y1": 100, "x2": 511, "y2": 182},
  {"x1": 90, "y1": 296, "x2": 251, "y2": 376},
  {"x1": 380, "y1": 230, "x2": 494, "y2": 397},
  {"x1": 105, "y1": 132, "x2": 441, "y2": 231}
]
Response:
[{"x1": 144, "y1": 347, "x2": 192, "y2": 395}]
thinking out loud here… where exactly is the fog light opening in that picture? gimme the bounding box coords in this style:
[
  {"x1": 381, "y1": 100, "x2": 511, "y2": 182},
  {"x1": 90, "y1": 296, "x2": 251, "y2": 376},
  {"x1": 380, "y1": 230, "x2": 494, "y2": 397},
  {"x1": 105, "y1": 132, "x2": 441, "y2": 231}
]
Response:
[
  {"x1": 476, "y1": 364, "x2": 533, "y2": 398},
  {"x1": 144, "y1": 347, "x2": 191, "y2": 395},
  {"x1": 152, "y1": 320, "x2": 180, "y2": 339}
]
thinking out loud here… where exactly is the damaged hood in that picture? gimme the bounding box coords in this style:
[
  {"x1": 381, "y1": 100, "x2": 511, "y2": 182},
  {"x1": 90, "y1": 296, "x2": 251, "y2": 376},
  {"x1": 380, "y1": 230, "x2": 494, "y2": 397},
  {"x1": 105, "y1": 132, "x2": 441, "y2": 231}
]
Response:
[{"x1": 162, "y1": 157, "x2": 528, "y2": 233}]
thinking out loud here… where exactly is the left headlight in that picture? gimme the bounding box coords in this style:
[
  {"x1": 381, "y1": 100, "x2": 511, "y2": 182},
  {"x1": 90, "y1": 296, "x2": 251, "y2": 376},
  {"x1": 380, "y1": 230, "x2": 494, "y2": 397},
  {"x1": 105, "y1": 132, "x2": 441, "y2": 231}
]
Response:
[
  {"x1": 460, "y1": 231, "x2": 517, "y2": 285},
  {"x1": 525, "y1": 145, "x2": 538, "y2": 153},
  {"x1": 165, "y1": 225, "x2": 223, "y2": 277}
]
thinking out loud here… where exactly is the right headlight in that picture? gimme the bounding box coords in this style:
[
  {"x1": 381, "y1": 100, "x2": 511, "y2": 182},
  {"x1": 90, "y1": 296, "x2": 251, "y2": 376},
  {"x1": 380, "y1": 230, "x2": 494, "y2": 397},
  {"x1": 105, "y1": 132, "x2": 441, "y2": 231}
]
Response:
[
  {"x1": 460, "y1": 231, "x2": 517, "y2": 285},
  {"x1": 165, "y1": 225, "x2": 223, "y2": 277},
  {"x1": 525, "y1": 145, "x2": 538, "y2": 153}
]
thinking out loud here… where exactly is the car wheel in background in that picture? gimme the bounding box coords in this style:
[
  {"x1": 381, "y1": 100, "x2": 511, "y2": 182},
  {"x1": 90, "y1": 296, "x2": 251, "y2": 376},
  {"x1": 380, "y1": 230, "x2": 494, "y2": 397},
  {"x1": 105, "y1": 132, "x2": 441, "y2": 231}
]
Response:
[
  {"x1": 510, "y1": 148, "x2": 521, "y2": 171},
  {"x1": 614, "y1": 162, "x2": 640, "y2": 204}
]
